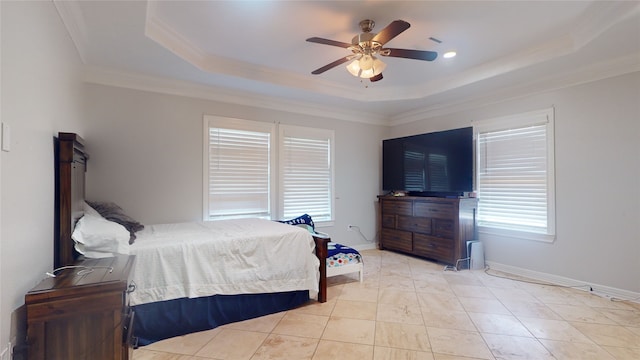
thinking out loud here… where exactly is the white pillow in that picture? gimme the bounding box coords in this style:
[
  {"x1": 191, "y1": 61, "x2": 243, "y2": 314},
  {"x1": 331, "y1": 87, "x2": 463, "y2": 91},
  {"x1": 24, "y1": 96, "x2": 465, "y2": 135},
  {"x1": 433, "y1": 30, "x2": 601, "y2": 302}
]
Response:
[{"x1": 72, "y1": 214, "x2": 130, "y2": 258}]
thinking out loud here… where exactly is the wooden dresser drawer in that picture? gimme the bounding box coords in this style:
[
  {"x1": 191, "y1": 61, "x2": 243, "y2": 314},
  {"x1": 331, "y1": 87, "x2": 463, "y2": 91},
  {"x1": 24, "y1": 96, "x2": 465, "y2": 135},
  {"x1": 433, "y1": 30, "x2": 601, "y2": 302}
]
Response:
[
  {"x1": 381, "y1": 199, "x2": 413, "y2": 216},
  {"x1": 397, "y1": 216, "x2": 432, "y2": 234},
  {"x1": 413, "y1": 234, "x2": 454, "y2": 261},
  {"x1": 414, "y1": 201, "x2": 455, "y2": 219},
  {"x1": 433, "y1": 219, "x2": 454, "y2": 238},
  {"x1": 381, "y1": 228, "x2": 413, "y2": 253},
  {"x1": 381, "y1": 214, "x2": 396, "y2": 229}
]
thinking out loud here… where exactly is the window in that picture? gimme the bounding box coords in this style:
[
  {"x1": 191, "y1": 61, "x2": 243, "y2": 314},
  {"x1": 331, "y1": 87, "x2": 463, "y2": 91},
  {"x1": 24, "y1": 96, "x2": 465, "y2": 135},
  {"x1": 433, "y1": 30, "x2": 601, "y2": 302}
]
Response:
[
  {"x1": 204, "y1": 117, "x2": 275, "y2": 220},
  {"x1": 203, "y1": 115, "x2": 334, "y2": 224},
  {"x1": 279, "y1": 125, "x2": 334, "y2": 222},
  {"x1": 473, "y1": 108, "x2": 555, "y2": 242}
]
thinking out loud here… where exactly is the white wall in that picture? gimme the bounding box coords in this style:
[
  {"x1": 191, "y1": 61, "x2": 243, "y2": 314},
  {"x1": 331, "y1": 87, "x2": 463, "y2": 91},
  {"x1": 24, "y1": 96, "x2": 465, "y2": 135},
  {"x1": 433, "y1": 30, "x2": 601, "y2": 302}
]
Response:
[
  {"x1": 83, "y1": 84, "x2": 387, "y2": 249},
  {"x1": 0, "y1": 1, "x2": 85, "y2": 351},
  {"x1": 389, "y1": 73, "x2": 640, "y2": 294}
]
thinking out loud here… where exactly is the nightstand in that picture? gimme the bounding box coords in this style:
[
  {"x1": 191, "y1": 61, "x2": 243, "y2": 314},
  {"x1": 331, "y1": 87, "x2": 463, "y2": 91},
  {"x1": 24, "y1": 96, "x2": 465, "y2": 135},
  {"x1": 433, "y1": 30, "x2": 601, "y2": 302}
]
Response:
[{"x1": 25, "y1": 255, "x2": 136, "y2": 360}]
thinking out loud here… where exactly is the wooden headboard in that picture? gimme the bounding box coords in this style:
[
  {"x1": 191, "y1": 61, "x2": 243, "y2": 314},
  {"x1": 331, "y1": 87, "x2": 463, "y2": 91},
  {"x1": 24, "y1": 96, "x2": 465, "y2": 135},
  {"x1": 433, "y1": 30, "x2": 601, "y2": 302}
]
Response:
[{"x1": 55, "y1": 132, "x2": 89, "y2": 268}]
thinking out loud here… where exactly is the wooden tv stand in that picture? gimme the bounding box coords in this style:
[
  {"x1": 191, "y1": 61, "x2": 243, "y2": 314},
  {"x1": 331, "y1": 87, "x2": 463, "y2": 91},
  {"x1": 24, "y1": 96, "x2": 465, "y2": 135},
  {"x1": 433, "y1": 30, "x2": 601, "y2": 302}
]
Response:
[{"x1": 378, "y1": 196, "x2": 477, "y2": 266}]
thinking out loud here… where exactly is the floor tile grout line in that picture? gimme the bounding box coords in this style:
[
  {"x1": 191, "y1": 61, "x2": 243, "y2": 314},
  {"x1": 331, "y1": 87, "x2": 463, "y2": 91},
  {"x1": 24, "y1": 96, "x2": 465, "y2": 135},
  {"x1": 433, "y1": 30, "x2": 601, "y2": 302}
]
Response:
[
  {"x1": 133, "y1": 250, "x2": 640, "y2": 359},
  {"x1": 451, "y1": 263, "x2": 637, "y2": 360}
]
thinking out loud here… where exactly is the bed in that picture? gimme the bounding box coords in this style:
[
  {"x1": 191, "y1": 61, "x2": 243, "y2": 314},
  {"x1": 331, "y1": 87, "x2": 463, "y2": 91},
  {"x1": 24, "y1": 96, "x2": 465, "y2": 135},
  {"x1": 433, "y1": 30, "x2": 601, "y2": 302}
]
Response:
[
  {"x1": 54, "y1": 132, "x2": 329, "y2": 346},
  {"x1": 276, "y1": 216, "x2": 363, "y2": 283},
  {"x1": 327, "y1": 242, "x2": 363, "y2": 282}
]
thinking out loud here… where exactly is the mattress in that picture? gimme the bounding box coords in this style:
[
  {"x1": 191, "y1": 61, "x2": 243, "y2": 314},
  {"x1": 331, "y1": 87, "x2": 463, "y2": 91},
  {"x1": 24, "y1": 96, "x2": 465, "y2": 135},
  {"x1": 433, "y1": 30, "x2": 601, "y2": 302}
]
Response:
[{"x1": 128, "y1": 218, "x2": 319, "y2": 305}]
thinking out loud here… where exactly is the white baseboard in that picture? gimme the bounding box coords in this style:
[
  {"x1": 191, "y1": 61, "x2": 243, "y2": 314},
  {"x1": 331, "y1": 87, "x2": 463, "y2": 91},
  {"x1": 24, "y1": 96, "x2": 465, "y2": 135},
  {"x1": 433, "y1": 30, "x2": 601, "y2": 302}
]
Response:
[
  {"x1": 352, "y1": 243, "x2": 378, "y2": 251},
  {"x1": 486, "y1": 261, "x2": 640, "y2": 303}
]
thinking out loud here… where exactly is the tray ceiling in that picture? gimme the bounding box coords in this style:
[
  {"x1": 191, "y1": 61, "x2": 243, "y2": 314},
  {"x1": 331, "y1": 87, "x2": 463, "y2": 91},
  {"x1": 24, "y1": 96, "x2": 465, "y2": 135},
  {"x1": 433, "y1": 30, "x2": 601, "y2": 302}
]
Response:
[{"x1": 55, "y1": 1, "x2": 640, "y2": 124}]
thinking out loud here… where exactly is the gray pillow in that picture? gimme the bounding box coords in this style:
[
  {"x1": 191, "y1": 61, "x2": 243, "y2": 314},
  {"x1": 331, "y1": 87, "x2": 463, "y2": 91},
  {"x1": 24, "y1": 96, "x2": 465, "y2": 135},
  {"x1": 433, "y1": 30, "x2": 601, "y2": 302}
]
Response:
[{"x1": 86, "y1": 201, "x2": 144, "y2": 244}]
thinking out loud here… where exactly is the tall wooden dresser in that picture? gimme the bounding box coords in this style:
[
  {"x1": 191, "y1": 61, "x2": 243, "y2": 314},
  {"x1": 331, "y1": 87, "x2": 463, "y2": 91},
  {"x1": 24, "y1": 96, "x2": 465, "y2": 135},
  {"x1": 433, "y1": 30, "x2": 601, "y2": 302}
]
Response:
[
  {"x1": 25, "y1": 255, "x2": 136, "y2": 360},
  {"x1": 378, "y1": 196, "x2": 477, "y2": 266}
]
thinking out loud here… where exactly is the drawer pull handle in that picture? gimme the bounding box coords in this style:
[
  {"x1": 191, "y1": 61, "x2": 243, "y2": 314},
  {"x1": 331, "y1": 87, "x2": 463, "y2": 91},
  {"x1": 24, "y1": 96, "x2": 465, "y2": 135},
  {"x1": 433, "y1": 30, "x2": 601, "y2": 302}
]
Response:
[{"x1": 127, "y1": 282, "x2": 137, "y2": 294}]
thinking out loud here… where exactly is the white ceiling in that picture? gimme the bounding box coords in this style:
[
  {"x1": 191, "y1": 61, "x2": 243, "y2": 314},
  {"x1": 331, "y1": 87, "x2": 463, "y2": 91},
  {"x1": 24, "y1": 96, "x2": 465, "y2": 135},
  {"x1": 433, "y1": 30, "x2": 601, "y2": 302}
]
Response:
[{"x1": 55, "y1": 0, "x2": 640, "y2": 125}]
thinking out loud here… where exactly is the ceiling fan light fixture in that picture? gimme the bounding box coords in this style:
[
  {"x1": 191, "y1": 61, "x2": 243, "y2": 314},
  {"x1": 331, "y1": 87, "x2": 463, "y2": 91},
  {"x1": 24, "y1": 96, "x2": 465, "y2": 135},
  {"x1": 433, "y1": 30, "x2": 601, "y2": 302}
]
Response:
[
  {"x1": 360, "y1": 55, "x2": 374, "y2": 70},
  {"x1": 443, "y1": 51, "x2": 457, "y2": 58},
  {"x1": 346, "y1": 55, "x2": 386, "y2": 78},
  {"x1": 346, "y1": 56, "x2": 362, "y2": 76}
]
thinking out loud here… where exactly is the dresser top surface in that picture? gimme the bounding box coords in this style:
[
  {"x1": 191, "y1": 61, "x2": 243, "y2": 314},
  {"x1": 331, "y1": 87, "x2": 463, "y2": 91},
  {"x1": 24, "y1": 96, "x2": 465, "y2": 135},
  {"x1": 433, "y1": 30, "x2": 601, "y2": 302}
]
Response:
[
  {"x1": 26, "y1": 255, "x2": 135, "y2": 302},
  {"x1": 378, "y1": 195, "x2": 478, "y2": 202}
]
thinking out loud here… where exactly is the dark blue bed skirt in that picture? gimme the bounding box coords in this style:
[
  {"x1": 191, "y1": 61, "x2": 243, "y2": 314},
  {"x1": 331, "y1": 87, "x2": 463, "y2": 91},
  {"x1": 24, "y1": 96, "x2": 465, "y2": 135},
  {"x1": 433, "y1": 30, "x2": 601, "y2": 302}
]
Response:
[{"x1": 132, "y1": 290, "x2": 310, "y2": 346}]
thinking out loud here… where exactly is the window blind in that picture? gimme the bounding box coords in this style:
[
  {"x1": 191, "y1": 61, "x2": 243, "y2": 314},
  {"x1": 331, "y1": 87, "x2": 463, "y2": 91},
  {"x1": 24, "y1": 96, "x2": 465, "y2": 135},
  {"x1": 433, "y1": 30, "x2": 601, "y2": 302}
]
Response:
[
  {"x1": 477, "y1": 123, "x2": 550, "y2": 234},
  {"x1": 207, "y1": 126, "x2": 272, "y2": 219},
  {"x1": 280, "y1": 126, "x2": 333, "y2": 222}
]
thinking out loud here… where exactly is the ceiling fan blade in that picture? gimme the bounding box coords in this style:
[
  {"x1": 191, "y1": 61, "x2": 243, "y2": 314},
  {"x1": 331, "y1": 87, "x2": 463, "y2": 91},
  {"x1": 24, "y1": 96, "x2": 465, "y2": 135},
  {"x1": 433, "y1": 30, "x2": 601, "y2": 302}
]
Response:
[
  {"x1": 369, "y1": 73, "x2": 383, "y2": 82},
  {"x1": 383, "y1": 48, "x2": 438, "y2": 61},
  {"x1": 306, "y1": 37, "x2": 352, "y2": 48},
  {"x1": 372, "y1": 20, "x2": 410, "y2": 45},
  {"x1": 311, "y1": 56, "x2": 352, "y2": 75}
]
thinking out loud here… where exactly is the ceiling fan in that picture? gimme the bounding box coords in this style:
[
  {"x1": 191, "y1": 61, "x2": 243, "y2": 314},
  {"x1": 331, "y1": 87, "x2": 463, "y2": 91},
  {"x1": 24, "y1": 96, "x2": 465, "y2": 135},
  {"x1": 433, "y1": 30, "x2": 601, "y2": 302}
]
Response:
[{"x1": 306, "y1": 19, "x2": 437, "y2": 82}]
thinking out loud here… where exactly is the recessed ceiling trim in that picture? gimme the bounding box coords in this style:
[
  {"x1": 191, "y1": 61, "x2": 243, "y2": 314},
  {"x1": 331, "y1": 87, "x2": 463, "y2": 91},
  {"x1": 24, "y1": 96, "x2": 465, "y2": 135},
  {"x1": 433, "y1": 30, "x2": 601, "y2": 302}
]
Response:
[
  {"x1": 53, "y1": 0, "x2": 88, "y2": 63},
  {"x1": 82, "y1": 65, "x2": 388, "y2": 125},
  {"x1": 144, "y1": 4, "x2": 495, "y2": 103},
  {"x1": 144, "y1": 2, "x2": 208, "y2": 69},
  {"x1": 145, "y1": 4, "x2": 375, "y2": 102},
  {"x1": 570, "y1": 1, "x2": 640, "y2": 49},
  {"x1": 390, "y1": 52, "x2": 640, "y2": 126},
  {"x1": 403, "y1": 2, "x2": 640, "y2": 104},
  {"x1": 55, "y1": 1, "x2": 639, "y2": 124},
  {"x1": 144, "y1": 1, "x2": 638, "y2": 106}
]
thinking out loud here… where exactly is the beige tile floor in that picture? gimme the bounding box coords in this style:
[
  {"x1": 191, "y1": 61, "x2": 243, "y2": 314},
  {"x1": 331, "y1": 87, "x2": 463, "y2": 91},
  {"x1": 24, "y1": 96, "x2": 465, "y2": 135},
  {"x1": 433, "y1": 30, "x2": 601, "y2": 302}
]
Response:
[{"x1": 133, "y1": 249, "x2": 640, "y2": 360}]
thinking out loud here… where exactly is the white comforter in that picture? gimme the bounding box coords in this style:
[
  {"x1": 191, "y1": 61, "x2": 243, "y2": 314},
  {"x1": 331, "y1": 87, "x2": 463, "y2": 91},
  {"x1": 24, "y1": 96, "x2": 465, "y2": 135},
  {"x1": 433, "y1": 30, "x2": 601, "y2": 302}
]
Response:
[{"x1": 128, "y1": 218, "x2": 319, "y2": 306}]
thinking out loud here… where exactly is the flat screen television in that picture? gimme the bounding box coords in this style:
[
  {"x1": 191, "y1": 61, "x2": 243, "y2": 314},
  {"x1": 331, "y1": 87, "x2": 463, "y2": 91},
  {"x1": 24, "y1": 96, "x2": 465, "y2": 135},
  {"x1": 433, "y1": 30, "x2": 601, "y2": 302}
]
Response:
[{"x1": 382, "y1": 127, "x2": 473, "y2": 197}]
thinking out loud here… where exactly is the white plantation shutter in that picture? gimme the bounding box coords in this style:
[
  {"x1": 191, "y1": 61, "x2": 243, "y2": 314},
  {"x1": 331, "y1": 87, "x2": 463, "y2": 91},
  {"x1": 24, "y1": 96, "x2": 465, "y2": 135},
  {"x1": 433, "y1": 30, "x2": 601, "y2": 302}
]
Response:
[
  {"x1": 279, "y1": 125, "x2": 334, "y2": 222},
  {"x1": 204, "y1": 117, "x2": 275, "y2": 220},
  {"x1": 203, "y1": 116, "x2": 334, "y2": 224},
  {"x1": 474, "y1": 108, "x2": 555, "y2": 239}
]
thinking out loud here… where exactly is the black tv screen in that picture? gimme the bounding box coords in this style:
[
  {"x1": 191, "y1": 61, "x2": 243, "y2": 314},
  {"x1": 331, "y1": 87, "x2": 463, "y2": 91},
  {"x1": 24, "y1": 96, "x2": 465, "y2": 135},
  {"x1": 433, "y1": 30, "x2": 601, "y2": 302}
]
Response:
[{"x1": 382, "y1": 127, "x2": 473, "y2": 196}]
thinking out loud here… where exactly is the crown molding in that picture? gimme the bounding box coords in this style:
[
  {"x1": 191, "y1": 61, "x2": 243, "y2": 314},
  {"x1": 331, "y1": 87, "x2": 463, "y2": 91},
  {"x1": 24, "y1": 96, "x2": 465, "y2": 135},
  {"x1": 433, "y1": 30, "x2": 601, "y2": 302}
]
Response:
[
  {"x1": 389, "y1": 52, "x2": 640, "y2": 126},
  {"x1": 144, "y1": 2, "x2": 369, "y2": 103},
  {"x1": 81, "y1": 51, "x2": 639, "y2": 129},
  {"x1": 571, "y1": 1, "x2": 640, "y2": 49},
  {"x1": 143, "y1": 1, "x2": 639, "y2": 106},
  {"x1": 58, "y1": 1, "x2": 639, "y2": 127},
  {"x1": 53, "y1": 0, "x2": 88, "y2": 63},
  {"x1": 82, "y1": 65, "x2": 387, "y2": 125},
  {"x1": 397, "y1": 2, "x2": 640, "y2": 107}
]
